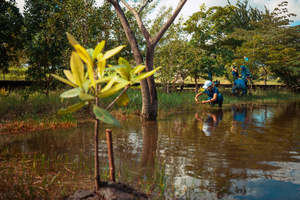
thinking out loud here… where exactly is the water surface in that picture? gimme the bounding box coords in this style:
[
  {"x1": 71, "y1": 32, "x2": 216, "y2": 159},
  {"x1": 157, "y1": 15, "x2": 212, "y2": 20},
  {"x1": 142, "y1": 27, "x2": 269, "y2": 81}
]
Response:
[{"x1": 1, "y1": 102, "x2": 300, "y2": 199}]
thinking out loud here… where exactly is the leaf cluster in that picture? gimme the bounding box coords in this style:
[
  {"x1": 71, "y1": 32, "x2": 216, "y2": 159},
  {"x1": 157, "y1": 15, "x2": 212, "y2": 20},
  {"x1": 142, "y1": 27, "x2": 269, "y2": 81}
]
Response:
[{"x1": 52, "y1": 33, "x2": 160, "y2": 126}]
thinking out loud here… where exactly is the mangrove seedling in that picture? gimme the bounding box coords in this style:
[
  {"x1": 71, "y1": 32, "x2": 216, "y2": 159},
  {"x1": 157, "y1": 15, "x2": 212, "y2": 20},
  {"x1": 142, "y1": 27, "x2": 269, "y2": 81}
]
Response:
[{"x1": 51, "y1": 33, "x2": 160, "y2": 190}]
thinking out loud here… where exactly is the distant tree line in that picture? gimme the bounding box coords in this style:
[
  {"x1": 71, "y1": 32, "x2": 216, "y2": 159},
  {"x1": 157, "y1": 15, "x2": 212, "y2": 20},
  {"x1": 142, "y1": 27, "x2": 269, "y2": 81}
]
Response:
[{"x1": 1, "y1": 0, "x2": 299, "y2": 91}]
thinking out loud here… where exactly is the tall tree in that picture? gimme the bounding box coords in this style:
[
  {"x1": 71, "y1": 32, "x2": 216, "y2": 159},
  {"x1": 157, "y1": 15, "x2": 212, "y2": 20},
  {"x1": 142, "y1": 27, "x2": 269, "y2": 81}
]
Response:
[
  {"x1": 232, "y1": 1, "x2": 300, "y2": 88},
  {"x1": 0, "y1": 0, "x2": 24, "y2": 75},
  {"x1": 24, "y1": 0, "x2": 68, "y2": 92},
  {"x1": 107, "y1": 0, "x2": 187, "y2": 121},
  {"x1": 184, "y1": 0, "x2": 264, "y2": 81},
  {"x1": 24, "y1": 0, "x2": 109, "y2": 91}
]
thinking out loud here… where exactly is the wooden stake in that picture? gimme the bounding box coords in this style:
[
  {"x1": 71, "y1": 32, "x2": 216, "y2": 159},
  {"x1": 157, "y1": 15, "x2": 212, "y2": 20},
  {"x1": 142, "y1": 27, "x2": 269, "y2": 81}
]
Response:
[{"x1": 106, "y1": 129, "x2": 115, "y2": 182}]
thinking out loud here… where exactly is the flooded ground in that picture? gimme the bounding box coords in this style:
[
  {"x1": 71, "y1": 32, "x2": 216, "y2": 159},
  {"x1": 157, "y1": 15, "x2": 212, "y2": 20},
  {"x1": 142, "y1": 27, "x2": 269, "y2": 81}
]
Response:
[{"x1": 1, "y1": 102, "x2": 300, "y2": 199}]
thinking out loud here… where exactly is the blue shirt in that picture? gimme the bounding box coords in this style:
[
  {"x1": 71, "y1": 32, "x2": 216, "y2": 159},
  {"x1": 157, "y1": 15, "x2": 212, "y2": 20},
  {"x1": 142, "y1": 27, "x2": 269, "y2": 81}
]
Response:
[
  {"x1": 240, "y1": 65, "x2": 251, "y2": 80},
  {"x1": 204, "y1": 86, "x2": 219, "y2": 98},
  {"x1": 234, "y1": 78, "x2": 247, "y2": 89},
  {"x1": 232, "y1": 66, "x2": 238, "y2": 77},
  {"x1": 204, "y1": 87, "x2": 223, "y2": 104}
]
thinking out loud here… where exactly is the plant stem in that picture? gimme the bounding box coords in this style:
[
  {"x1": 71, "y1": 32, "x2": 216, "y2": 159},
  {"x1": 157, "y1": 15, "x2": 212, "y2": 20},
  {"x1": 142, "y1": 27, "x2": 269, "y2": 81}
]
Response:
[{"x1": 94, "y1": 95, "x2": 101, "y2": 190}]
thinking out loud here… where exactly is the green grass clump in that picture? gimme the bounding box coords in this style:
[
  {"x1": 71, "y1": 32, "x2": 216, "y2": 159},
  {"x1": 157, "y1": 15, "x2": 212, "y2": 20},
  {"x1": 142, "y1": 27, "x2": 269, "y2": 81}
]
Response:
[
  {"x1": 222, "y1": 88, "x2": 300, "y2": 104},
  {"x1": 0, "y1": 89, "x2": 79, "y2": 122},
  {"x1": 1, "y1": 88, "x2": 300, "y2": 124},
  {"x1": 158, "y1": 91, "x2": 195, "y2": 110}
]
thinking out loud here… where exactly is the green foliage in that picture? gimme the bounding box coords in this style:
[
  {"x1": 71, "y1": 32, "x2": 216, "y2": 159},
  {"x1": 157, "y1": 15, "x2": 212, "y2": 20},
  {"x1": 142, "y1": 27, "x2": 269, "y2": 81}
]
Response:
[
  {"x1": 23, "y1": 0, "x2": 123, "y2": 90},
  {"x1": 93, "y1": 105, "x2": 121, "y2": 127},
  {"x1": 24, "y1": 0, "x2": 68, "y2": 93},
  {"x1": 0, "y1": 0, "x2": 24, "y2": 73},
  {"x1": 231, "y1": 1, "x2": 300, "y2": 88},
  {"x1": 183, "y1": 0, "x2": 265, "y2": 81},
  {"x1": 52, "y1": 33, "x2": 159, "y2": 126}
]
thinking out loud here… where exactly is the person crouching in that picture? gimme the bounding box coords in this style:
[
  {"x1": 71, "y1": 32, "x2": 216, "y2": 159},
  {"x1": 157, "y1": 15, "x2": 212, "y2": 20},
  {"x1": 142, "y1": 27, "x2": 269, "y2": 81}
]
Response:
[{"x1": 195, "y1": 80, "x2": 223, "y2": 107}]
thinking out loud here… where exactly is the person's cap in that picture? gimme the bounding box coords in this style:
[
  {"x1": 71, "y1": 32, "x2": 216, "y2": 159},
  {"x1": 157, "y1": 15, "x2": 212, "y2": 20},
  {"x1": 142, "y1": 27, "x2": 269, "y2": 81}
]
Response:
[{"x1": 202, "y1": 80, "x2": 213, "y2": 89}]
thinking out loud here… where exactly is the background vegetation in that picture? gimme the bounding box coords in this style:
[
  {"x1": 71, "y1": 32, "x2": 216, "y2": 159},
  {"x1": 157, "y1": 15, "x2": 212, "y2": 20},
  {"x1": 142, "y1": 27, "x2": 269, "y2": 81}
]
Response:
[{"x1": 1, "y1": 0, "x2": 299, "y2": 90}]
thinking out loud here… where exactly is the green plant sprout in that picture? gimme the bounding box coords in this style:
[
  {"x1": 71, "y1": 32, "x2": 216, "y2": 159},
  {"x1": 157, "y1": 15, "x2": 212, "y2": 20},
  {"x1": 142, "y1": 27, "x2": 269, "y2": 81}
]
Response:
[{"x1": 51, "y1": 32, "x2": 160, "y2": 190}]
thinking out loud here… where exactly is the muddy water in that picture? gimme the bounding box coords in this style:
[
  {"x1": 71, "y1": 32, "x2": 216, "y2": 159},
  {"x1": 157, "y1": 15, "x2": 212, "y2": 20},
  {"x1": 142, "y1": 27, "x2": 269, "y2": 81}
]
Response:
[{"x1": 1, "y1": 102, "x2": 300, "y2": 199}]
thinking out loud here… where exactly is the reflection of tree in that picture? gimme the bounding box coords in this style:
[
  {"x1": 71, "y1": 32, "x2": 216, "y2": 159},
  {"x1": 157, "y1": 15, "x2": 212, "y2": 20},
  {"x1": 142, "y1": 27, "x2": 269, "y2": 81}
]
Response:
[{"x1": 140, "y1": 121, "x2": 158, "y2": 177}]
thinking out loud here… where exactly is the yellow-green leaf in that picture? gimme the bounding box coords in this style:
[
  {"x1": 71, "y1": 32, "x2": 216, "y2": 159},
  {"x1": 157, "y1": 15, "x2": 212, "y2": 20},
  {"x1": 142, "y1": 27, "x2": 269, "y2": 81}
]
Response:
[
  {"x1": 66, "y1": 33, "x2": 94, "y2": 88},
  {"x1": 66, "y1": 32, "x2": 79, "y2": 46},
  {"x1": 93, "y1": 41, "x2": 105, "y2": 60},
  {"x1": 131, "y1": 65, "x2": 146, "y2": 74},
  {"x1": 132, "y1": 67, "x2": 161, "y2": 83},
  {"x1": 70, "y1": 52, "x2": 84, "y2": 87},
  {"x1": 73, "y1": 44, "x2": 93, "y2": 67},
  {"x1": 58, "y1": 101, "x2": 87, "y2": 115},
  {"x1": 103, "y1": 45, "x2": 125, "y2": 60},
  {"x1": 93, "y1": 105, "x2": 120, "y2": 127},
  {"x1": 51, "y1": 74, "x2": 77, "y2": 87},
  {"x1": 115, "y1": 65, "x2": 130, "y2": 80},
  {"x1": 118, "y1": 57, "x2": 130, "y2": 68},
  {"x1": 100, "y1": 78, "x2": 115, "y2": 93},
  {"x1": 116, "y1": 92, "x2": 130, "y2": 106},
  {"x1": 95, "y1": 77, "x2": 111, "y2": 84},
  {"x1": 98, "y1": 82, "x2": 128, "y2": 98},
  {"x1": 97, "y1": 59, "x2": 106, "y2": 79},
  {"x1": 79, "y1": 92, "x2": 95, "y2": 101},
  {"x1": 67, "y1": 32, "x2": 91, "y2": 66},
  {"x1": 60, "y1": 87, "x2": 81, "y2": 98},
  {"x1": 82, "y1": 80, "x2": 91, "y2": 93},
  {"x1": 63, "y1": 70, "x2": 75, "y2": 84}
]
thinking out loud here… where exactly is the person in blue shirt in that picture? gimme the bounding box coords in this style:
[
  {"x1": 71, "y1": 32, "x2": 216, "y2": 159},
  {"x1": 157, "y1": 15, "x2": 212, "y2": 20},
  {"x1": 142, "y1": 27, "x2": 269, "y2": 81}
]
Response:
[
  {"x1": 231, "y1": 63, "x2": 239, "y2": 80},
  {"x1": 240, "y1": 56, "x2": 252, "y2": 86},
  {"x1": 240, "y1": 64, "x2": 251, "y2": 80},
  {"x1": 195, "y1": 80, "x2": 223, "y2": 107},
  {"x1": 232, "y1": 78, "x2": 247, "y2": 95}
]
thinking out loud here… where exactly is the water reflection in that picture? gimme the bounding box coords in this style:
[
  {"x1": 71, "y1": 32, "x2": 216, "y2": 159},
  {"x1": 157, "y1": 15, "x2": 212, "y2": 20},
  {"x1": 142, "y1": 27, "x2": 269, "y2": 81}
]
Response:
[
  {"x1": 194, "y1": 109, "x2": 223, "y2": 136},
  {"x1": 1, "y1": 102, "x2": 300, "y2": 199},
  {"x1": 140, "y1": 121, "x2": 158, "y2": 177},
  {"x1": 231, "y1": 104, "x2": 252, "y2": 134}
]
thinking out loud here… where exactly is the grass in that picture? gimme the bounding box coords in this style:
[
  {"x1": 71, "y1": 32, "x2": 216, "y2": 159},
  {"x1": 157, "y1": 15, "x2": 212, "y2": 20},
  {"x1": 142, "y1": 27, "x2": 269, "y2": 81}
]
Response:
[
  {"x1": 0, "y1": 148, "x2": 94, "y2": 200},
  {"x1": 1, "y1": 87, "x2": 300, "y2": 134}
]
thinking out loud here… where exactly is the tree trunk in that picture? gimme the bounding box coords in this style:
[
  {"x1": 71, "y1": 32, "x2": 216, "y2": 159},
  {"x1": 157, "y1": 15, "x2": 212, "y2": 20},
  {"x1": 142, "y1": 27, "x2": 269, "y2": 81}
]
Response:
[
  {"x1": 107, "y1": 0, "x2": 187, "y2": 121},
  {"x1": 194, "y1": 77, "x2": 199, "y2": 92},
  {"x1": 141, "y1": 47, "x2": 157, "y2": 121},
  {"x1": 264, "y1": 77, "x2": 267, "y2": 86},
  {"x1": 108, "y1": 1, "x2": 157, "y2": 121}
]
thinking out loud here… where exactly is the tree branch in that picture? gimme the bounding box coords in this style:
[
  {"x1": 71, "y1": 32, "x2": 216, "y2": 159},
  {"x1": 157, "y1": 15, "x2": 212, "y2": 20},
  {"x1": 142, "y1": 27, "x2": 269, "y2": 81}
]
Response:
[
  {"x1": 153, "y1": 0, "x2": 187, "y2": 47},
  {"x1": 120, "y1": 0, "x2": 152, "y2": 44},
  {"x1": 138, "y1": 0, "x2": 152, "y2": 15},
  {"x1": 107, "y1": 0, "x2": 143, "y2": 64}
]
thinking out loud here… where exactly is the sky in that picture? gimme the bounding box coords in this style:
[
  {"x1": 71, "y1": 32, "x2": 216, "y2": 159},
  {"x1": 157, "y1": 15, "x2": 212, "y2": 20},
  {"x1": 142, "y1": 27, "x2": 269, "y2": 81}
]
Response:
[{"x1": 15, "y1": 0, "x2": 300, "y2": 26}]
